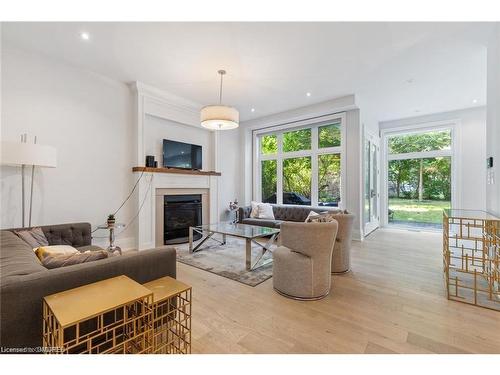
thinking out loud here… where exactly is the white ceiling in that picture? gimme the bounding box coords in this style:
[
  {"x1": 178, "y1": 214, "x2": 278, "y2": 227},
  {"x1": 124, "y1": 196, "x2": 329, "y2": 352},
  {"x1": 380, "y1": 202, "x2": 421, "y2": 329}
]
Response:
[{"x1": 2, "y1": 22, "x2": 494, "y2": 122}]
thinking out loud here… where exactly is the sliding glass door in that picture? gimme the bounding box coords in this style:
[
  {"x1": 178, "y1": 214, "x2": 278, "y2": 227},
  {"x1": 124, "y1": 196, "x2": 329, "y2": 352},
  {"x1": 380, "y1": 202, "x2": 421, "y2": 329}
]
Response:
[
  {"x1": 364, "y1": 132, "x2": 380, "y2": 235},
  {"x1": 384, "y1": 128, "x2": 453, "y2": 229}
]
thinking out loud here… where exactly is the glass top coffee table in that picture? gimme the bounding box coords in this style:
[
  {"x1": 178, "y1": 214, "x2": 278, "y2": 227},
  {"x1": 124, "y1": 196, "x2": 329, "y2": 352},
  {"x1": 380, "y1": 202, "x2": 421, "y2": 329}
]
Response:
[{"x1": 189, "y1": 223, "x2": 280, "y2": 271}]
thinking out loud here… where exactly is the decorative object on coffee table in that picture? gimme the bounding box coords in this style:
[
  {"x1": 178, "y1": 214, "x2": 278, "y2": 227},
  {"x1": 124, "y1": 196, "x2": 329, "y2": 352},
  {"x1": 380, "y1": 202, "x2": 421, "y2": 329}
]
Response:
[
  {"x1": 43, "y1": 275, "x2": 153, "y2": 354},
  {"x1": 443, "y1": 209, "x2": 500, "y2": 310},
  {"x1": 229, "y1": 200, "x2": 239, "y2": 224},
  {"x1": 143, "y1": 276, "x2": 192, "y2": 354},
  {"x1": 189, "y1": 223, "x2": 279, "y2": 271},
  {"x1": 107, "y1": 214, "x2": 116, "y2": 227},
  {"x1": 97, "y1": 221, "x2": 125, "y2": 255}
]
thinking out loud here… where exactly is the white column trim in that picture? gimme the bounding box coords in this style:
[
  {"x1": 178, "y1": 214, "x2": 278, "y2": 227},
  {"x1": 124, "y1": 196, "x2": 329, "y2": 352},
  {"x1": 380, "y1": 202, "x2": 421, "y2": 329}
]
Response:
[{"x1": 130, "y1": 81, "x2": 222, "y2": 249}]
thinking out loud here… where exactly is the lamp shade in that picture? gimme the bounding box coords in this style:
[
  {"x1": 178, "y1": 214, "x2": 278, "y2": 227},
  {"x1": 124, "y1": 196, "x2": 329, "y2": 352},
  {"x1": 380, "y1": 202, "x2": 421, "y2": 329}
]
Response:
[
  {"x1": 200, "y1": 105, "x2": 239, "y2": 130},
  {"x1": 1, "y1": 141, "x2": 57, "y2": 168}
]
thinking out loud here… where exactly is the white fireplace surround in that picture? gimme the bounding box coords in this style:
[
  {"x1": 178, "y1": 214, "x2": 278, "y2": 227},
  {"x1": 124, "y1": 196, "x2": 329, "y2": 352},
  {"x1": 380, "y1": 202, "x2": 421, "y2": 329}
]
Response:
[{"x1": 132, "y1": 82, "x2": 221, "y2": 250}]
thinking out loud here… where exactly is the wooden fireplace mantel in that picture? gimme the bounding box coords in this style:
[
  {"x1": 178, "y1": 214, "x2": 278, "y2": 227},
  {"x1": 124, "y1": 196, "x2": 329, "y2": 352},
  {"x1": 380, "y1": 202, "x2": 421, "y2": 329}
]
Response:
[{"x1": 132, "y1": 167, "x2": 221, "y2": 176}]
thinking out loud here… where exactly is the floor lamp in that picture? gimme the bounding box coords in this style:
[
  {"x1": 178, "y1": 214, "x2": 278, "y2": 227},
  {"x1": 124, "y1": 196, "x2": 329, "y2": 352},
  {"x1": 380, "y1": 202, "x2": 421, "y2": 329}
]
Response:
[{"x1": 1, "y1": 135, "x2": 57, "y2": 227}]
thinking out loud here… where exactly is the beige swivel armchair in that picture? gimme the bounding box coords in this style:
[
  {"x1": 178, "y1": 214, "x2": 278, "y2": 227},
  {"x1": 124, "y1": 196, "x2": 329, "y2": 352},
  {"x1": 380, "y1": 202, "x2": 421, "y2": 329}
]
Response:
[
  {"x1": 273, "y1": 221, "x2": 338, "y2": 300},
  {"x1": 330, "y1": 213, "x2": 355, "y2": 274}
]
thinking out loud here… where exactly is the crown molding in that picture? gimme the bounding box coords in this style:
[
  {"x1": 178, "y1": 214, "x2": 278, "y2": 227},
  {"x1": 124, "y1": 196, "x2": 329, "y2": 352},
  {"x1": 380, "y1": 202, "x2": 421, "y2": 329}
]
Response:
[
  {"x1": 241, "y1": 94, "x2": 357, "y2": 131},
  {"x1": 130, "y1": 81, "x2": 202, "y2": 115}
]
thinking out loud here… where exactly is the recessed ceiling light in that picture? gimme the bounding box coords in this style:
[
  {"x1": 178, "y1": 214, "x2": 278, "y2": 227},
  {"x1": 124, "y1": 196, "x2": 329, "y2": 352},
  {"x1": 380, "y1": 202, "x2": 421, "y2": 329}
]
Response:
[
  {"x1": 251, "y1": 108, "x2": 255, "y2": 112},
  {"x1": 472, "y1": 99, "x2": 478, "y2": 104},
  {"x1": 80, "y1": 32, "x2": 90, "y2": 41},
  {"x1": 306, "y1": 92, "x2": 311, "y2": 97}
]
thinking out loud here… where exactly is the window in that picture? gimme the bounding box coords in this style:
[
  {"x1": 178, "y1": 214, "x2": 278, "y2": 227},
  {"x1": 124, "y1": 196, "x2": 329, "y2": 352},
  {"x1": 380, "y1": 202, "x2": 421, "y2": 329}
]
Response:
[
  {"x1": 261, "y1": 134, "x2": 277, "y2": 155},
  {"x1": 318, "y1": 153, "x2": 341, "y2": 205},
  {"x1": 255, "y1": 115, "x2": 345, "y2": 207},
  {"x1": 283, "y1": 156, "x2": 312, "y2": 205},
  {"x1": 385, "y1": 128, "x2": 453, "y2": 228},
  {"x1": 261, "y1": 160, "x2": 277, "y2": 203},
  {"x1": 318, "y1": 123, "x2": 341, "y2": 148},
  {"x1": 283, "y1": 128, "x2": 311, "y2": 152},
  {"x1": 388, "y1": 130, "x2": 451, "y2": 154}
]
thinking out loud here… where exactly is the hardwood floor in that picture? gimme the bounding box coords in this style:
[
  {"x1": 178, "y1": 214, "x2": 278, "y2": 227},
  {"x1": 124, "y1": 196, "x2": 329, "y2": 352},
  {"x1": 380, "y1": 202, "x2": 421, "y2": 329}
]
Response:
[{"x1": 177, "y1": 228, "x2": 500, "y2": 354}]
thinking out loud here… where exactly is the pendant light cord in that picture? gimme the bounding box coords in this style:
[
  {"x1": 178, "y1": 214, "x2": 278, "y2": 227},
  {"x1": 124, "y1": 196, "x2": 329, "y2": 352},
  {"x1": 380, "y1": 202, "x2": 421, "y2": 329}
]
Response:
[{"x1": 219, "y1": 71, "x2": 224, "y2": 104}]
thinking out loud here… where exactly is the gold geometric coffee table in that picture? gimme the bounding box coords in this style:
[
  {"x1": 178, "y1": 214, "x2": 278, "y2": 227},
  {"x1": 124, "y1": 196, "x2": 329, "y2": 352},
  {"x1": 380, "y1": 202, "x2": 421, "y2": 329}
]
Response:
[
  {"x1": 43, "y1": 275, "x2": 154, "y2": 354},
  {"x1": 143, "y1": 276, "x2": 192, "y2": 354}
]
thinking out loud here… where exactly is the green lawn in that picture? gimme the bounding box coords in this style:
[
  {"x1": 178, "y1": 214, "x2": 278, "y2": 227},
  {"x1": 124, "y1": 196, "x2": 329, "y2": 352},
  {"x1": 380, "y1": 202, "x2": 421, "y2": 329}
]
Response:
[{"x1": 388, "y1": 198, "x2": 450, "y2": 224}]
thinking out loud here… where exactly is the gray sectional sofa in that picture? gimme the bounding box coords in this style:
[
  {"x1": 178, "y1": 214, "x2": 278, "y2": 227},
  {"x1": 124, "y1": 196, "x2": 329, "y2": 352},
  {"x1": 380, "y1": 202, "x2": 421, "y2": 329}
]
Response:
[
  {"x1": 0, "y1": 222, "x2": 176, "y2": 351},
  {"x1": 238, "y1": 204, "x2": 342, "y2": 228},
  {"x1": 238, "y1": 204, "x2": 355, "y2": 273}
]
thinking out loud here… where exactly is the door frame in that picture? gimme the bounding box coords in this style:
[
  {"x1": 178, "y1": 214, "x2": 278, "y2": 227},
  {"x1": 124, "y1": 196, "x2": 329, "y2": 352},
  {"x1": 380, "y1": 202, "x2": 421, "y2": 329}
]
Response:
[
  {"x1": 363, "y1": 130, "x2": 381, "y2": 236},
  {"x1": 380, "y1": 119, "x2": 461, "y2": 228}
]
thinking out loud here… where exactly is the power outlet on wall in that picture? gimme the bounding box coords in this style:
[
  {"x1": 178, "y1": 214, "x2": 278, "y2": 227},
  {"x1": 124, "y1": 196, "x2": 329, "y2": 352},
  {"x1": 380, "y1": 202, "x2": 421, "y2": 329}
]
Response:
[{"x1": 487, "y1": 169, "x2": 495, "y2": 185}]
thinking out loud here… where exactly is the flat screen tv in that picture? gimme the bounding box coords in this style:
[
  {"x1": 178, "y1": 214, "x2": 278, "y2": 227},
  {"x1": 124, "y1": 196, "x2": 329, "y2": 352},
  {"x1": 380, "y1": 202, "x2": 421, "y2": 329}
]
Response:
[{"x1": 163, "y1": 139, "x2": 202, "y2": 170}]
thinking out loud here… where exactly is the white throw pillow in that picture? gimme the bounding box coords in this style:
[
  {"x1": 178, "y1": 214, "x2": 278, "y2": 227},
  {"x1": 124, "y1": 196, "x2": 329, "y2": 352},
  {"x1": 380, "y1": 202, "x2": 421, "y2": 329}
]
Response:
[
  {"x1": 34, "y1": 245, "x2": 79, "y2": 261},
  {"x1": 250, "y1": 201, "x2": 260, "y2": 218},
  {"x1": 257, "y1": 203, "x2": 275, "y2": 219},
  {"x1": 304, "y1": 211, "x2": 320, "y2": 222}
]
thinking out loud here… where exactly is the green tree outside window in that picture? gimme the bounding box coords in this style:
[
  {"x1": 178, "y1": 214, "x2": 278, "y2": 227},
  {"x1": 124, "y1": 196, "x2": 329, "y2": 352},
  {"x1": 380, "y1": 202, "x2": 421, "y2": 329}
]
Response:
[
  {"x1": 261, "y1": 134, "x2": 277, "y2": 154},
  {"x1": 318, "y1": 123, "x2": 341, "y2": 148},
  {"x1": 283, "y1": 129, "x2": 311, "y2": 152}
]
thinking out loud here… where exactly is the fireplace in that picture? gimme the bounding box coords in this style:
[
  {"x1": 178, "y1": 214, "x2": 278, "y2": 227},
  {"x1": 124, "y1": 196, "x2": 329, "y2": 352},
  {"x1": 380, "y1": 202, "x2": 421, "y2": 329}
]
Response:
[{"x1": 164, "y1": 194, "x2": 203, "y2": 244}]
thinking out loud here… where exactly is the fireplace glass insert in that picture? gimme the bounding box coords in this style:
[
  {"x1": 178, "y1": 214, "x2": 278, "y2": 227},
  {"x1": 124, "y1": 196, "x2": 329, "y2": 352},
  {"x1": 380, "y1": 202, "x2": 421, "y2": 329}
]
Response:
[{"x1": 164, "y1": 194, "x2": 203, "y2": 245}]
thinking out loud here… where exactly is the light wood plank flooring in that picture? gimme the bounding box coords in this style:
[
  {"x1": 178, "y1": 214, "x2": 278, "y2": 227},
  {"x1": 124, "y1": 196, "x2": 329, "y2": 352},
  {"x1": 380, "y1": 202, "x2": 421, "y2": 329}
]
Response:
[{"x1": 177, "y1": 228, "x2": 500, "y2": 354}]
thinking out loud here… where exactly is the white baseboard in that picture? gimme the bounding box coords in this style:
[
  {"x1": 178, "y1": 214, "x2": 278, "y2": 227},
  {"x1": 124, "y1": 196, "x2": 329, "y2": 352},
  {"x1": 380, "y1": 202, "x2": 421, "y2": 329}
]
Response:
[
  {"x1": 352, "y1": 229, "x2": 363, "y2": 241},
  {"x1": 138, "y1": 241, "x2": 155, "y2": 251}
]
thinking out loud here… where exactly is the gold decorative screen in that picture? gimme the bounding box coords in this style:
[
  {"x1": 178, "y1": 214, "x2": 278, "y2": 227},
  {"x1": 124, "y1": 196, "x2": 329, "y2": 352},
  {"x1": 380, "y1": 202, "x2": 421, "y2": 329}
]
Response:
[{"x1": 443, "y1": 210, "x2": 500, "y2": 310}]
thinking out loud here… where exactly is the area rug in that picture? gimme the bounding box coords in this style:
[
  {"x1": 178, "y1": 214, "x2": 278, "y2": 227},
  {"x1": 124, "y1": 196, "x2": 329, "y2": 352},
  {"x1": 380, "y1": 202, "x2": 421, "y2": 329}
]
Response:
[{"x1": 175, "y1": 237, "x2": 275, "y2": 287}]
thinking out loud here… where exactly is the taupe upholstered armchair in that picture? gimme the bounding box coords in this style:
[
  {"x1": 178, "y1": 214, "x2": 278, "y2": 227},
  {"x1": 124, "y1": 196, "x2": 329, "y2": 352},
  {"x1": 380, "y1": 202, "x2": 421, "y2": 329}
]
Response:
[
  {"x1": 273, "y1": 221, "x2": 338, "y2": 300},
  {"x1": 330, "y1": 213, "x2": 355, "y2": 274}
]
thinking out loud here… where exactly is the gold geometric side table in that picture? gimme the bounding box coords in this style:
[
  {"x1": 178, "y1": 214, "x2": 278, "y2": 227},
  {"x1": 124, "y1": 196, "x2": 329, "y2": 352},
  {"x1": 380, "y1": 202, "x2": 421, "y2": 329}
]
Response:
[
  {"x1": 43, "y1": 275, "x2": 154, "y2": 354},
  {"x1": 143, "y1": 276, "x2": 192, "y2": 354},
  {"x1": 443, "y1": 209, "x2": 500, "y2": 311}
]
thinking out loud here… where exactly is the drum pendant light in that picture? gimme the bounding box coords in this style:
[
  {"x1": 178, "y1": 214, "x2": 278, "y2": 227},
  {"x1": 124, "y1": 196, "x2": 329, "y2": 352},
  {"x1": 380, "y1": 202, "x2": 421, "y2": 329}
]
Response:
[{"x1": 200, "y1": 70, "x2": 239, "y2": 130}]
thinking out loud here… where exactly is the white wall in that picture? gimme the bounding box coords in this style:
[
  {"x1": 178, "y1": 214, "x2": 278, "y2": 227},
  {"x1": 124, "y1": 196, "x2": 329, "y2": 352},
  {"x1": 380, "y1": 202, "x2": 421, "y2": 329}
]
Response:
[
  {"x1": 0, "y1": 45, "x2": 137, "y2": 248},
  {"x1": 218, "y1": 129, "x2": 240, "y2": 221},
  {"x1": 379, "y1": 106, "x2": 487, "y2": 212},
  {"x1": 486, "y1": 24, "x2": 500, "y2": 216},
  {"x1": 357, "y1": 94, "x2": 381, "y2": 136},
  {"x1": 344, "y1": 109, "x2": 363, "y2": 237}
]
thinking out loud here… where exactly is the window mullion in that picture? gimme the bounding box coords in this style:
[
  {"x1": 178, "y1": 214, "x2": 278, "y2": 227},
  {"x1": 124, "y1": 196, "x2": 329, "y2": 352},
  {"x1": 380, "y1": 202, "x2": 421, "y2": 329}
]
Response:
[
  {"x1": 260, "y1": 154, "x2": 277, "y2": 161},
  {"x1": 277, "y1": 133, "x2": 283, "y2": 205},
  {"x1": 317, "y1": 146, "x2": 342, "y2": 154},
  {"x1": 311, "y1": 126, "x2": 319, "y2": 207}
]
